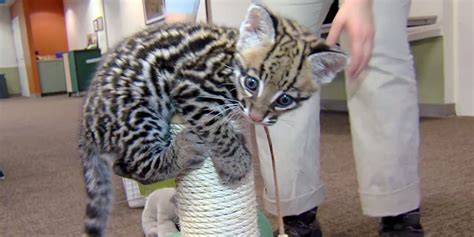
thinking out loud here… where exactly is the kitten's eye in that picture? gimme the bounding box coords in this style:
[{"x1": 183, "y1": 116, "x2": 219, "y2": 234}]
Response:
[
  {"x1": 244, "y1": 77, "x2": 259, "y2": 92},
  {"x1": 276, "y1": 94, "x2": 294, "y2": 107}
]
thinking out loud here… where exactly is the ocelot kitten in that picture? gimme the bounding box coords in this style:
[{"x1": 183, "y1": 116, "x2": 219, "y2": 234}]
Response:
[{"x1": 80, "y1": 4, "x2": 346, "y2": 237}]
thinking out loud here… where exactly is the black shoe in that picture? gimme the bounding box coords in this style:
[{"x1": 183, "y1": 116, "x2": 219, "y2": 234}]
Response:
[
  {"x1": 379, "y1": 208, "x2": 424, "y2": 237},
  {"x1": 0, "y1": 169, "x2": 4, "y2": 180},
  {"x1": 274, "y1": 207, "x2": 322, "y2": 237}
]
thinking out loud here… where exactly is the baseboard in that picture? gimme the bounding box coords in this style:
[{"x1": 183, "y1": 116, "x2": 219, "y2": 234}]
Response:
[
  {"x1": 29, "y1": 93, "x2": 41, "y2": 98},
  {"x1": 41, "y1": 91, "x2": 67, "y2": 97},
  {"x1": 320, "y1": 99, "x2": 348, "y2": 112},
  {"x1": 419, "y1": 103, "x2": 456, "y2": 117},
  {"x1": 321, "y1": 99, "x2": 456, "y2": 118}
]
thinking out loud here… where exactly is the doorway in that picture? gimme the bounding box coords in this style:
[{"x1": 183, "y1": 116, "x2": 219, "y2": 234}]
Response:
[{"x1": 11, "y1": 17, "x2": 30, "y2": 97}]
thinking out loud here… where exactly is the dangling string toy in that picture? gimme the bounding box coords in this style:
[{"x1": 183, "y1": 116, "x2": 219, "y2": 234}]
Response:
[{"x1": 263, "y1": 126, "x2": 287, "y2": 237}]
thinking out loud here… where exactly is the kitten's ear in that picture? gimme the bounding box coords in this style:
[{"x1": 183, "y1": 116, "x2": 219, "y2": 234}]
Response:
[
  {"x1": 237, "y1": 4, "x2": 276, "y2": 51},
  {"x1": 308, "y1": 43, "x2": 348, "y2": 85}
]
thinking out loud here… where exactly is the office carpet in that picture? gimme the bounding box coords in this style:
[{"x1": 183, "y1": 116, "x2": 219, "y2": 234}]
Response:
[{"x1": 0, "y1": 95, "x2": 473, "y2": 236}]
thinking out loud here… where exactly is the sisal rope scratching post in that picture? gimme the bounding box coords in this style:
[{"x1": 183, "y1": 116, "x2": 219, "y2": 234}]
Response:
[{"x1": 171, "y1": 122, "x2": 259, "y2": 236}]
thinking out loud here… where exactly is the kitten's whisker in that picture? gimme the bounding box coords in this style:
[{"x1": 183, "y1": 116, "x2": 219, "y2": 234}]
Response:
[
  {"x1": 207, "y1": 108, "x2": 241, "y2": 132},
  {"x1": 205, "y1": 111, "x2": 227, "y2": 124},
  {"x1": 220, "y1": 62, "x2": 239, "y2": 71},
  {"x1": 205, "y1": 105, "x2": 239, "y2": 124},
  {"x1": 197, "y1": 95, "x2": 239, "y2": 104},
  {"x1": 206, "y1": 104, "x2": 239, "y2": 118},
  {"x1": 221, "y1": 109, "x2": 243, "y2": 127},
  {"x1": 207, "y1": 103, "x2": 238, "y2": 111}
]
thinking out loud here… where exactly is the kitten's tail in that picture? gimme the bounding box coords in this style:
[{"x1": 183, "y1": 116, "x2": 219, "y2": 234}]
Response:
[{"x1": 81, "y1": 147, "x2": 113, "y2": 237}]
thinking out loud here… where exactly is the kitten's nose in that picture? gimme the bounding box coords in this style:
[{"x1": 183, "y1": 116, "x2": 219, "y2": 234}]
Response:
[{"x1": 249, "y1": 109, "x2": 264, "y2": 122}]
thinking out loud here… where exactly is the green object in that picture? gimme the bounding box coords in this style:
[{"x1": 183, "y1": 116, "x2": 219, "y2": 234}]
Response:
[
  {"x1": 411, "y1": 37, "x2": 445, "y2": 104},
  {"x1": 0, "y1": 74, "x2": 9, "y2": 98},
  {"x1": 258, "y1": 210, "x2": 274, "y2": 237},
  {"x1": 320, "y1": 71, "x2": 346, "y2": 100},
  {"x1": 164, "y1": 210, "x2": 273, "y2": 237},
  {"x1": 67, "y1": 49, "x2": 101, "y2": 93},
  {"x1": 0, "y1": 67, "x2": 20, "y2": 95},
  {"x1": 321, "y1": 36, "x2": 446, "y2": 104},
  {"x1": 138, "y1": 179, "x2": 177, "y2": 196},
  {"x1": 37, "y1": 59, "x2": 67, "y2": 94}
]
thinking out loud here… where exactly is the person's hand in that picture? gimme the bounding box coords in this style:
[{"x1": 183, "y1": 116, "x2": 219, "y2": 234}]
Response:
[{"x1": 326, "y1": 0, "x2": 374, "y2": 80}]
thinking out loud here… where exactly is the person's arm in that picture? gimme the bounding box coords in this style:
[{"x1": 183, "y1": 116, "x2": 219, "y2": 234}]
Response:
[{"x1": 326, "y1": 0, "x2": 374, "y2": 80}]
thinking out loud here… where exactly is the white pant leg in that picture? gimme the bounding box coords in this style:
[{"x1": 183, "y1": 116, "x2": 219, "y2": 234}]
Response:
[
  {"x1": 341, "y1": 0, "x2": 421, "y2": 217},
  {"x1": 256, "y1": 93, "x2": 324, "y2": 216},
  {"x1": 254, "y1": 0, "x2": 333, "y2": 216}
]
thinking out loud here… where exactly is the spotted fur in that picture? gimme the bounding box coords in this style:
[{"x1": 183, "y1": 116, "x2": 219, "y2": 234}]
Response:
[{"x1": 80, "y1": 4, "x2": 346, "y2": 236}]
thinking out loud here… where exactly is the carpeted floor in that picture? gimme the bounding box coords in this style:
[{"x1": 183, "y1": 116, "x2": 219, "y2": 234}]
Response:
[{"x1": 0, "y1": 95, "x2": 473, "y2": 236}]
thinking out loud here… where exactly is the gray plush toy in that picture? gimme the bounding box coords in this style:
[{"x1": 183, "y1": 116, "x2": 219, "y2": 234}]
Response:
[{"x1": 142, "y1": 188, "x2": 179, "y2": 237}]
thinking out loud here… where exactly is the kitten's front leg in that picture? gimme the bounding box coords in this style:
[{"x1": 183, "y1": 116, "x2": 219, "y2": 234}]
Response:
[
  {"x1": 186, "y1": 117, "x2": 251, "y2": 184},
  {"x1": 206, "y1": 123, "x2": 252, "y2": 183},
  {"x1": 174, "y1": 128, "x2": 208, "y2": 171},
  {"x1": 178, "y1": 116, "x2": 251, "y2": 184},
  {"x1": 175, "y1": 86, "x2": 251, "y2": 183}
]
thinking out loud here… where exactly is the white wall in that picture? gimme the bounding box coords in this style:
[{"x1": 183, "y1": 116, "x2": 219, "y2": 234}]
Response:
[
  {"x1": 406, "y1": 0, "x2": 474, "y2": 115},
  {"x1": 437, "y1": 0, "x2": 474, "y2": 116},
  {"x1": 103, "y1": 0, "x2": 221, "y2": 50},
  {"x1": 196, "y1": 0, "x2": 251, "y2": 27},
  {"x1": 410, "y1": 0, "x2": 443, "y2": 24},
  {"x1": 442, "y1": 0, "x2": 455, "y2": 105},
  {"x1": 0, "y1": 7, "x2": 18, "y2": 67},
  {"x1": 64, "y1": 0, "x2": 108, "y2": 52},
  {"x1": 68, "y1": 0, "x2": 205, "y2": 52},
  {"x1": 65, "y1": 0, "x2": 146, "y2": 53},
  {"x1": 103, "y1": 0, "x2": 146, "y2": 48},
  {"x1": 453, "y1": 1, "x2": 474, "y2": 116}
]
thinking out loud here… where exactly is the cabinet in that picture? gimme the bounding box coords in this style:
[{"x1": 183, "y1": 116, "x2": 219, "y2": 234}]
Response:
[
  {"x1": 37, "y1": 59, "x2": 67, "y2": 95},
  {"x1": 65, "y1": 49, "x2": 101, "y2": 95}
]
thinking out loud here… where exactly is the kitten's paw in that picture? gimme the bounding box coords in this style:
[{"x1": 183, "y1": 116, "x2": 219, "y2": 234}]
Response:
[
  {"x1": 217, "y1": 168, "x2": 247, "y2": 184},
  {"x1": 213, "y1": 146, "x2": 252, "y2": 184},
  {"x1": 175, "y1": 129, "x2": 208, "y2": 170},
  {"x1": 183, "y1": 156, "x2": 206, "y2": 171}
]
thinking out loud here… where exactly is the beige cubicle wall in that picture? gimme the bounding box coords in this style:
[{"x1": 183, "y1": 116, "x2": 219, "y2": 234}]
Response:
[{"x1": 321, "y1": 26, "x2": 453, "y2": 117}]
